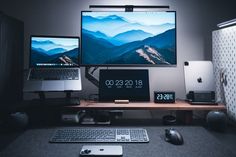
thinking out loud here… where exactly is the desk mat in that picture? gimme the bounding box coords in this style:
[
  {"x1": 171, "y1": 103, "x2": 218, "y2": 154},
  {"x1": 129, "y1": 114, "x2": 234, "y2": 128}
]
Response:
[{"x1": 1, "y1": 126, "x2": 236, "y2": 157}]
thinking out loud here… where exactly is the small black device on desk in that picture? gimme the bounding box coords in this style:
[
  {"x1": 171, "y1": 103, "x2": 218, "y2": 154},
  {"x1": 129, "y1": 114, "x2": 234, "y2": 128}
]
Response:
[{"x1": 186, "y1": 91, "x2": 216, "y2": 105}]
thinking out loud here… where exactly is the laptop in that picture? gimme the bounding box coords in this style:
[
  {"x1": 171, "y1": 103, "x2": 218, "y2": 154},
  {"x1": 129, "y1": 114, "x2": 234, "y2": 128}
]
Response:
[
  {"x1": 184, "y1": 61, "x2": 216, "y2": 104},
  {"x1": 24, "y1": 35, "x2": 82, "y2": 92}
]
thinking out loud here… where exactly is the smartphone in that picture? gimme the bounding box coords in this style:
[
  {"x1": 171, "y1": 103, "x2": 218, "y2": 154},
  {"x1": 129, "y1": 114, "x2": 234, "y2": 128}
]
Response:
[{"x1": 80, "y1": 145, "x2": 123, "y2": 157}]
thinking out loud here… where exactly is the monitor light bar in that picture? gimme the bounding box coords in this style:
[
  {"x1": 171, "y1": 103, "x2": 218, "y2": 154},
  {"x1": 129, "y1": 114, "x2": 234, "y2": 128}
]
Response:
[
  {"x1": 89, "y1": 5, "x2": 170, "y2": 12},
  {"x1": 217, "y1": 18, "x2": 236, "y2": 28}
]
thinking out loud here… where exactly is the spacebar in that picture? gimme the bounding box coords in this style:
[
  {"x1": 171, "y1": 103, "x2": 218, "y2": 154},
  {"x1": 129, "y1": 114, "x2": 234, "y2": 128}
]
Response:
[
  {"x1": 44, "y1": 77, "x2": 61, "y2": 80},
  {"x1": 69, "y1": 138, "x2": 116, "y2": 142}
]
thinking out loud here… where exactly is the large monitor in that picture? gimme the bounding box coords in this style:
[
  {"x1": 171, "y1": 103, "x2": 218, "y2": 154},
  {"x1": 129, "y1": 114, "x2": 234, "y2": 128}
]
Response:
[{"x1": 81, "y1": 11, "x2": 176, "y2": 66}]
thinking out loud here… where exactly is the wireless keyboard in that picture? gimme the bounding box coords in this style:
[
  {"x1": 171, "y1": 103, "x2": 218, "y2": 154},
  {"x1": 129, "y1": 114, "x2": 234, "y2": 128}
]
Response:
[{"x1": 50, "y1": 128, "x2": 149, "y2": 143}]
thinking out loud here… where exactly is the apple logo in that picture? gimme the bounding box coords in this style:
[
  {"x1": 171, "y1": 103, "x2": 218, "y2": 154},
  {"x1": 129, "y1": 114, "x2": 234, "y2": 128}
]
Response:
[{"x1": 197, "y1": 77, "x2": 202, "y2": 83}]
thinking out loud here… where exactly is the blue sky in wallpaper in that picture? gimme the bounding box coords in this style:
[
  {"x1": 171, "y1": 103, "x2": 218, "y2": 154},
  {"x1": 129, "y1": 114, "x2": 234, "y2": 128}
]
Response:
[
  {"x1": 32, "y1": 37, "x2": 78, "y2": 54},
  {"x1": 82, "y1": 12, "x2": 175, "y2": 38}
]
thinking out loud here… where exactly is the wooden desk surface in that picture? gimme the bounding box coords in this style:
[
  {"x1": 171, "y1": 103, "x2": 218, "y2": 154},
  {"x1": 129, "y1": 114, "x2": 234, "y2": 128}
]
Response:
[{"x1": 67, "y1": 100, "x2": 226, "y2": 111}]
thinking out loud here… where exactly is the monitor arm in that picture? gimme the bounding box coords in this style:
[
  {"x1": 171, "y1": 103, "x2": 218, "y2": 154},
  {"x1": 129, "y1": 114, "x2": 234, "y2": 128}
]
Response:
[{"x1": 85, "y1": 66, "x2": 99, "y2": 88}]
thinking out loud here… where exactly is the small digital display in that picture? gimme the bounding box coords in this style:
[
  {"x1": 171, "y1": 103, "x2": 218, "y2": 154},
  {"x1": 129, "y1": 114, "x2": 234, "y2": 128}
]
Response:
[
  {"x1": 154, "y1": 91, "x2": 175, "y2": 103},
  {"x1": 99, "y1": 69, "x2": 150, "y2": 101}
]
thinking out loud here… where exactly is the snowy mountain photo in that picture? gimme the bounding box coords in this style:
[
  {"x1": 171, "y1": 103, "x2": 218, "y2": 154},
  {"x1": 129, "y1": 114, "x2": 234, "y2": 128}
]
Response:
[
  {"x1": 81, "y1": 11, "x2": 176, "y2": 65},
  {"x1": 31, "y1": 37, "x2": 79, "y2": 66}
]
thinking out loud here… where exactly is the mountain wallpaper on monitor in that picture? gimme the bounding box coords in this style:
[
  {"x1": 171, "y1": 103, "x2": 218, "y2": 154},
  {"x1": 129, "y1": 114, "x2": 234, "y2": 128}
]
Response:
[
  {"x1": 81, "y1": 11, "x2": 176, "y2": 65},
  {"x1": 31, "y1": 37, "x2": 79, "y2": 66}
]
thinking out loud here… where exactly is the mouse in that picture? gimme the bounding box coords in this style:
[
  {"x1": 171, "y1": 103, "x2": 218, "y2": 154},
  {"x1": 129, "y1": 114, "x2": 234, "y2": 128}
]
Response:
[{"x1": 165, "y1": 128, "x2": 184, "y2": 145}]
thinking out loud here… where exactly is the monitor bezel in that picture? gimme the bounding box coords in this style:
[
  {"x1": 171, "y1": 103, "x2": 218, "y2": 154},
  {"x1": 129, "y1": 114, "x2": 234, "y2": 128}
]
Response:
[
  {"x1": 80, "y1": 10, "x2": 177, "y2": 67},
  {"x1": 29, "y1": 35, "x2": 80, "y2": 68}
]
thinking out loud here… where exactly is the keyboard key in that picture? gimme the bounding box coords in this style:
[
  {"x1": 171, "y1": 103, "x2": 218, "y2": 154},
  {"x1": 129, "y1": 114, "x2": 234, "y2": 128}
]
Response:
[{"x1": 30, "y1": 68, "x2": 79, "y2": 80}]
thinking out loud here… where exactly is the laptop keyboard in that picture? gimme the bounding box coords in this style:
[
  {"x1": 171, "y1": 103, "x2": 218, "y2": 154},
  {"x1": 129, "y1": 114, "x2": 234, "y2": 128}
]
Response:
[{"x1": 30, "y1": 68, "x2": 79, "y2": 80}]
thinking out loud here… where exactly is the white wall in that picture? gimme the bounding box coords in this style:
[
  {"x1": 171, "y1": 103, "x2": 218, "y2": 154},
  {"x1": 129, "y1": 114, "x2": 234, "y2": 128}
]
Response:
[{"x1": 1, "y1": 0, "x2": 236, "y2": 100}]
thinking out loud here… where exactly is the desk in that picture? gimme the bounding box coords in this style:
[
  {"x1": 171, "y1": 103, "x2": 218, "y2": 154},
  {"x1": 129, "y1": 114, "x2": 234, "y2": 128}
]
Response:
[
  {"x1": 0, "y1": 126, "x2": 235, "y2": 157},
  {"x1": 68, "y1": 100, "x2": 226, "y2": 110},
  {"x1": 66, "y1": 100, "x2": 226, "y2": 124}
]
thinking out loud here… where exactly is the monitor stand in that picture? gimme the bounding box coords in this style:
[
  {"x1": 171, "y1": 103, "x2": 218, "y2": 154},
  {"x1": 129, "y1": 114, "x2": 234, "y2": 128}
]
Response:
[
  {"x1": 33, "y1": 91, "x2": 80, "y2": 106},
  {"x1": 85, "y1": 66, "x2": 99, "y2": 87}
]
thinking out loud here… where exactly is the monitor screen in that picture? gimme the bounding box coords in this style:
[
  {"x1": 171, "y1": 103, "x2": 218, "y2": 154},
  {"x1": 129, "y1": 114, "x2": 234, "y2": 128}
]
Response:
[
  {"x1": 30, "y1": 36, "x2": 79, "y2": 67},
  {"x1": 99, "y1": 69, "x2": 150, "y2": 101},
  {"x1": 81, "y1": 11, "x2": 176, "y2": 66}
]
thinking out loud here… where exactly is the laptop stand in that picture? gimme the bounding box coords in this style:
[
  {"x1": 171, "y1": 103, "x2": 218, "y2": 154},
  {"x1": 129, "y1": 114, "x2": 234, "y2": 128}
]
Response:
[{"x1": 35, "y1": 91, "x2": 80, "y2": 106}]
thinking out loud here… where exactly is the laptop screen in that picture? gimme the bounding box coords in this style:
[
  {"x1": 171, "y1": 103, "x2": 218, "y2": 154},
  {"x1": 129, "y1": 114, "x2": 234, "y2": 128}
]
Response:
[{"x1": 30, "y1": 36, "x2": 79, "y2": 67}]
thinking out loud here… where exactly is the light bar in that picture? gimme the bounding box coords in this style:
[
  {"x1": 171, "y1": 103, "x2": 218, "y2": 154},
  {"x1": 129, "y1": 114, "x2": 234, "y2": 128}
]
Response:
[
  {"x1": 217, "y1": 18, "x2": 236, "y2": 28},
  {"x1": 89, "y1": 5, "x2": 170, "y2": 12}
]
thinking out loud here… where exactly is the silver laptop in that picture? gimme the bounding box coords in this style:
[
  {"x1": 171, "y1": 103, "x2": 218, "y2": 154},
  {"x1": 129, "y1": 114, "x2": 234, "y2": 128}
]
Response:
[
  {"x1": 24, "y1": 35, "x2": 82, "y2": 92},
  {"x1": 184, "y1": 61, "x2": 215, "y2": 94}
]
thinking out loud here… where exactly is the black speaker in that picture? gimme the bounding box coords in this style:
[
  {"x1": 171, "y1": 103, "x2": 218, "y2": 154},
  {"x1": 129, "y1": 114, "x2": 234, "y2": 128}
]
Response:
[{"x1": 206, "y1": 111, "x2": 227, "y2": 132}]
